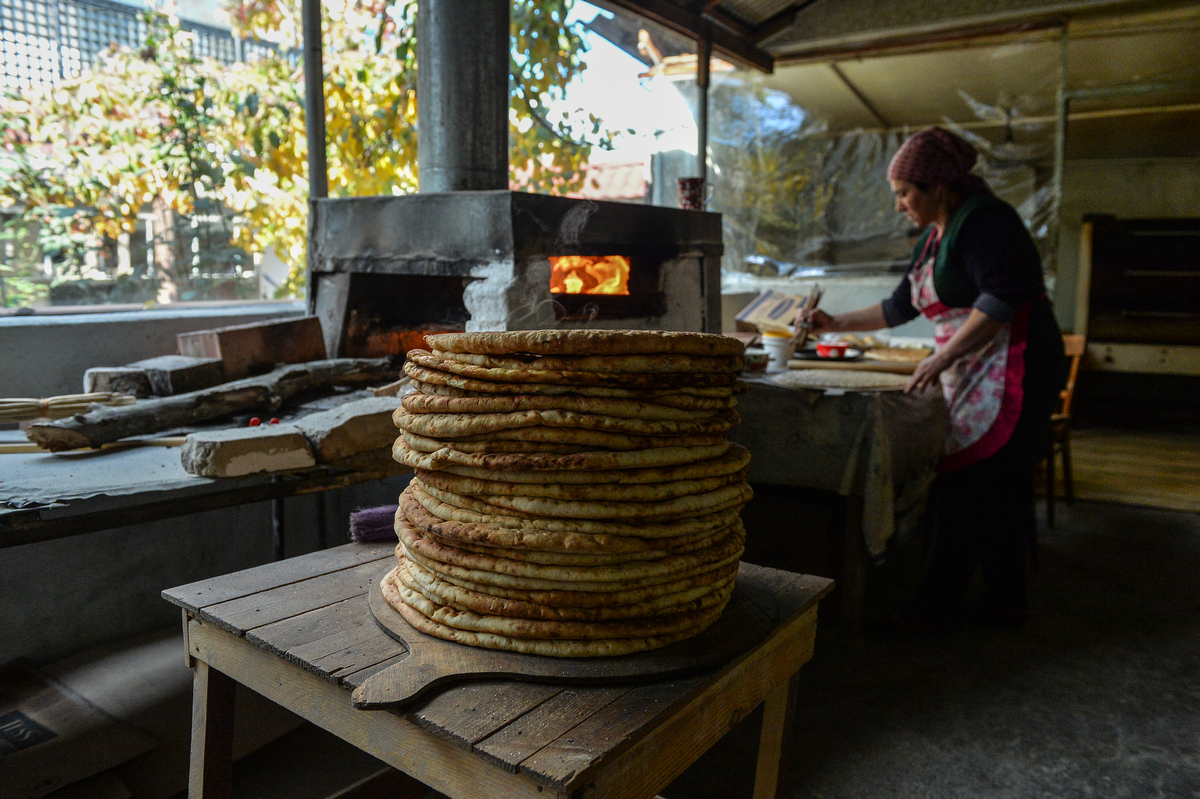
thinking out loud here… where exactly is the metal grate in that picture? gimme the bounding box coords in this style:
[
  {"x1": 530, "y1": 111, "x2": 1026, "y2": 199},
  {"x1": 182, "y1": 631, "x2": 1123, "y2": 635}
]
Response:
[{"x1": 1, "y1": 0, "x2": 288, "y2": 89}]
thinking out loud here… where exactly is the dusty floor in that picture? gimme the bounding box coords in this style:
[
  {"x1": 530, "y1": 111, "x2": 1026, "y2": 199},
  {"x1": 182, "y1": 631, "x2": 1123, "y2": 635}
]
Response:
[{"x1": 214, "y1": 498, "x2": 1200, "y2": 799}]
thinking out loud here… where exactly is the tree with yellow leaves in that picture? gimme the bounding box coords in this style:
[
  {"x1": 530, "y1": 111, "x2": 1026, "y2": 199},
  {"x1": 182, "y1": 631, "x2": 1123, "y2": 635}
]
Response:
[{"x1": 0, "y1": 0, "x2": 611, "y2": 306}]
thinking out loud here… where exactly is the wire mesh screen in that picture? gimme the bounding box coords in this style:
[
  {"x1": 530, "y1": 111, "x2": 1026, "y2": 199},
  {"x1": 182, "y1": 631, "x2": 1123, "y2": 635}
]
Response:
[{"x1": 1, "y1": 0, "x2": 284, "y2": 89}]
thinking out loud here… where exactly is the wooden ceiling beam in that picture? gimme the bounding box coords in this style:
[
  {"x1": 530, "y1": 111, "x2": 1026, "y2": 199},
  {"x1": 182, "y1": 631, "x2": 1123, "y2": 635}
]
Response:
[
  {"x1": 598, "y1": 0, "x2": 775, "y2": 73},
  {"x1": 704, "y1": 7, "x2": 753, "y2": 38},
  {"x1": 751, "y1": 6, "x2": 803, "y2": 43}
]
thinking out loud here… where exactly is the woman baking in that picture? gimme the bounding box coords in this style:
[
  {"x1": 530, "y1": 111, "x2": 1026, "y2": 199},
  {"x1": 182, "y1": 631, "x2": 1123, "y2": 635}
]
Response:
[{"x1": 796, "y1": 126, "x2": 1066, "y2": 631}]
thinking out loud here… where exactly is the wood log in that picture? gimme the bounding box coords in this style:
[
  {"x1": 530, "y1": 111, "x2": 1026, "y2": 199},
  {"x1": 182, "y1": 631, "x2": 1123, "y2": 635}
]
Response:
[{"x1": 27, "y1": 359, "x2": 397, "y2": 452}]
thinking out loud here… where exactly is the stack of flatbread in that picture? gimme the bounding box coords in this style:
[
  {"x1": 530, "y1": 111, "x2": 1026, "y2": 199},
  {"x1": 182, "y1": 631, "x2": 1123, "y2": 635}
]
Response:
[{"x1": 381, "y1": 330, "x2": 752, "y2": 657}]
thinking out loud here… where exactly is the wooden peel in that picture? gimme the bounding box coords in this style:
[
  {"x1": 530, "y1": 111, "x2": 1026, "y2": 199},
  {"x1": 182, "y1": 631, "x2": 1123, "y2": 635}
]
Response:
[
  {"x1": 791, "y1": 285, "x2": 823, "y2": 351},
  {"x1": 353, "y1": 565, "x2": 781, "y2": 709}
]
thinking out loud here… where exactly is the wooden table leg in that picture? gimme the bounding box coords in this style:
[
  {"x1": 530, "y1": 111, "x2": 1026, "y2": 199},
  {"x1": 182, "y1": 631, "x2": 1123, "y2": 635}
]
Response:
[
  {"x1": 189, "y1": 659, "x2": 236, "y2": 799},
  {"x1": 752, "y1": 672, "x2": 800, "y2": 799}
]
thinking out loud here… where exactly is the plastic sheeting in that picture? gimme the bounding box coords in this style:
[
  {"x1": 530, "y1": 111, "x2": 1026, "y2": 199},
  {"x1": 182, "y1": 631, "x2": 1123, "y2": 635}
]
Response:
[{"x1": 700, "y1": 68, "x2": 1059, "y2": 280}]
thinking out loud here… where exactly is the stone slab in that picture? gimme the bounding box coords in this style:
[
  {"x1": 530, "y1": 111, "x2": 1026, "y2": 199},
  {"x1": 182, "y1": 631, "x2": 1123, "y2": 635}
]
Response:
[
  {"x1": 294, "y1": 396, "x2": 403, "y2": 464},
  {"x1": 180, "y1": 425, "x2": 316, "y2": 478}
]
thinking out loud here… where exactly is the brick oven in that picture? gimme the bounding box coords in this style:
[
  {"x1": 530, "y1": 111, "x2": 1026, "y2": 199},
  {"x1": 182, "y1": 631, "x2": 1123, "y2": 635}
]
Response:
[{"x1": 307, "y1": 191, "x2": 723, "y2": 357}]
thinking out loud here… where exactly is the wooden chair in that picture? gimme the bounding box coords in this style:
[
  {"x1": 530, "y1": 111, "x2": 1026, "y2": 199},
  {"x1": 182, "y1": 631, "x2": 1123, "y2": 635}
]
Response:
[{"x1": 1045, "y1": 334, "x2": 1087, "y2": 527}]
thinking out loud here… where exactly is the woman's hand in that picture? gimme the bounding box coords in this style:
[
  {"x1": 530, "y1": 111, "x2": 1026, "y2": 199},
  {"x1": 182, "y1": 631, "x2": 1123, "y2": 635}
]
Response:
[
  {"x1": 905, "y1": 351, "x2": 953, "y2": 394},
  {"x1": 795, "y1": 308, "x2": 835, "y2": 335}
]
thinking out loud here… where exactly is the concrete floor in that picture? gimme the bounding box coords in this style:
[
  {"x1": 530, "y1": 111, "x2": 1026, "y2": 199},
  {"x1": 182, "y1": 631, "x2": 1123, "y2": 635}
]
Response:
[{"x1": 212, "y1": 498, "x2": 1200, "y2": 799}]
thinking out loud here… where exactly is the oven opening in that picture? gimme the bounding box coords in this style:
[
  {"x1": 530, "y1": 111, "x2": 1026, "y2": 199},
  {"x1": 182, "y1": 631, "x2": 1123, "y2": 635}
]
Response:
[{"x1": 549, "y1": 255, "x2": 631, "y2": 296}]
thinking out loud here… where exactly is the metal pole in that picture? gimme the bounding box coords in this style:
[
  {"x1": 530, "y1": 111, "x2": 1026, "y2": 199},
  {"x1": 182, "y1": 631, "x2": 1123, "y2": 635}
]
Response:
[
  {"x1": 1050, "y1": 24, "x2": 1068, "y2": 275},
  {"x1": 417, "y1": 0, "x2": 510, "y2": 192},
  {"x1": 697, "y1": 31, "x2": 712, "y2": 180},
  {"x1": 302, "y1": 0, "x2": 328, "y2": 200}
]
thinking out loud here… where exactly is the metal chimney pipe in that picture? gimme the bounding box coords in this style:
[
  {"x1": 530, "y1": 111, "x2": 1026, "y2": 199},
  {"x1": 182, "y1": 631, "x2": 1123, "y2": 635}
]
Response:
[{"x1": 417, "y1": 0, "x2": 510, "y2": 192}]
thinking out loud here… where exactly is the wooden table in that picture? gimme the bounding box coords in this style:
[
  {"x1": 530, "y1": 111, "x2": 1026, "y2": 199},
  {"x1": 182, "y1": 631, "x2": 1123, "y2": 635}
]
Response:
[
  {"x1": 0, "y1": 429, "x2": 403, "y2": 550},
  {"x1": 164, "y1": 542, "x2": 832, "y2": 799}
]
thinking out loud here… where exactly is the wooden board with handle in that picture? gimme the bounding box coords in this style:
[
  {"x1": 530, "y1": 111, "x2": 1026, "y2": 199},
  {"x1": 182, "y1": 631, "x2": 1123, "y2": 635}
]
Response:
[{"x1": 353, "y1": 565, "x2": 787, "y2": 709}]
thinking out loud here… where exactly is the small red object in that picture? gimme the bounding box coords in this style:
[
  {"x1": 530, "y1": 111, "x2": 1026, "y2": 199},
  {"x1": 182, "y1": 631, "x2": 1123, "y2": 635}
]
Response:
[
  {"x1": 816, "y1": 342, "x2": 849, "y2": 358},
  {"x1": 269, "y1": 417, "x2": 280, "y2": 424},
  {"x1": 248, "y1": 417, "x2": 261, "y2": 426}
]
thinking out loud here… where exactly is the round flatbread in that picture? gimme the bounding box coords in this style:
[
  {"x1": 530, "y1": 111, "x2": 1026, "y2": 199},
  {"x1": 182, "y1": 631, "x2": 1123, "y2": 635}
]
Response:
[
  {"x1": 393, "y1": 564, "x2": 729, "y2": 640},
  {"x1": 415, "y1": 467, "x2": 745, "y2": 502},
  {"x1": 404, "y1": 362, "x2": 744, "y2": 398},
  {"x1": 393, "y1": 407, "x2": 740, "y2": 439},
  {"x1": 426, "y1": 443, "x2": 750, "y2": 484},
  {"x1": 430, "y1": 522, "x2": 738, "y2": 564},
  {"x1": 398, "y1": 558, "x2": 735, "y2": 620},
  {"x1": 431, "y1": 350, "x2": 743, "y2": 375},
  {"x1": 769, "y1": 370, "x2": 910, "y2": 391},
  {"x1": 408, "y1": 351, "x2": 736, "y2": 389},
  {"x1": 410, "y1": 380, "x2": 740, "y2": 410},
  {"x1": 425, "y1": 330, "x2": 745, "y2": 358},
  {"x1": 415, "y1": 478, "x2": 754, "y2": 521},
  {"x1": 409, "y1": 556, "x2": 741, "y2": 607},
  {"x1": 397, "y1": 516, "x2": 744, "y2": 584},
  {"x1": 401, "y1": 392, "x2": 721, "y2": 421},
  {"x1": 401, "y1": 428, "x2": 726, "y2": 453},
  {"x1": 401, "y1": 487, "x2": 743, "y2": 546},
  {"x1": 384, "y1": 572, "x2": 720, "y2": 657},
  {"x1": 400, "y1": 537, "x2": 744, "y2": 593},
  {"x1": 393, "y1": 436, "x2": 730, "y2": 473}
]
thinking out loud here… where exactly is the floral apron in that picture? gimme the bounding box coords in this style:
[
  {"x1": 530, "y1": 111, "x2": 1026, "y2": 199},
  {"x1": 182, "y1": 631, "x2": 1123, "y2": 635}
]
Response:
[{"x1": 909, "y1": 231, "x2": 1030, "y2": 472}]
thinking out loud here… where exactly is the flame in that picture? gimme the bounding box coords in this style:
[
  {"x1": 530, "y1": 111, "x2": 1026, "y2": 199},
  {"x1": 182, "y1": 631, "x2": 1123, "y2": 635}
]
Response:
[{"x1": 549, "y1": 255, "x2": 630, "y2": 295}]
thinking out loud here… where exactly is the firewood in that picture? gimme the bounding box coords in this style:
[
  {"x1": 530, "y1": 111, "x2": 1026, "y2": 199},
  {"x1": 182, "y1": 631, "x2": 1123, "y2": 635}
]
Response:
[{"x1": 26, "y1": 359, "x2": 397, "y2": 452}]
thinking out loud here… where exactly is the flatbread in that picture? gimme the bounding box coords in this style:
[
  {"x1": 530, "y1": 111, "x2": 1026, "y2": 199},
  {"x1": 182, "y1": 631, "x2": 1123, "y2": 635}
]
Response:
[
  {"x1": 401, "y1": 431, "x2": 593, "y2": 455},
  {"x1": 415, "y1": 478, "x2": 754, "y2": 521},
  {"x1": 400, "y1": 538, "x2": 744, "y2": 592},
  {"x1": 402, "y1": 428, "x2": 727, "y2": 452},
  {"x1": 401, "y1": 392, "x2": 721, "y2": 421},
  {"x1": 384, "y1": 572, "x2": 720, "y2": 657},
  {"x1": 397, "y1": 517, "x2": 744, "y2": 584},
  {"x1": 410, "y1": 556, "x2": 740, "y2": 607},
  {"x1": 770, "y1": 370, "x2": 910, "y2": 390},
  {"x1": 425, "y1": 330, "x2": 745, "y2": 357},
  {"x1": 415, "y1": 467, "x2": 746, "y2": 502},
  {"x1": 431, "y1": 523, "x2": 738, "y2": 564},
  {"x1": 403, "y1": 361, "x2": 744, "y2": 398},
  {"x1": 407, "y1": 351, "x2": 736, "y2": 389},
  {"x1": 393, "y1": 407, "x2": 740, "y2": 438},
  {"x1": 393, "y1": 435, "x2": 730, "y2": 473},
  {"x1": 410, "y1": 380, "x2": 740, "y2": 409},
  {"x1": 427, "y1": 443, "x2": 750, "y2": 484},
  {"x1": 393, "y1": 564, "x2": 729, "y2": 639},
  {"x1": 399, "y1": 558, "x2": 735, "y2": 620},
  {"x1": 432, "y1": 350, "x2": 743, "y2": 375},
  {"x1": 402, "y1": 486, "x2": 742, "y2": 545},
  {"x1": 862, "y1": 347, "x2": 933, "y2": 363}
]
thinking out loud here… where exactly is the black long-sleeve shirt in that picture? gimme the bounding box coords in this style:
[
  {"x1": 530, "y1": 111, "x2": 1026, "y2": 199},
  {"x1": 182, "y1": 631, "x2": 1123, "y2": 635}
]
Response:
[{"x1": 880, "y1": 200, "x2": 1047, "y2": 328}]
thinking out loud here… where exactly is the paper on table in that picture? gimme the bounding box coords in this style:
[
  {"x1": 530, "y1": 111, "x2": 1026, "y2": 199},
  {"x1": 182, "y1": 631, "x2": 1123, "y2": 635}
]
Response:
[{"x1": 734, "y1": 290, "x2": 804, "y2": 333}]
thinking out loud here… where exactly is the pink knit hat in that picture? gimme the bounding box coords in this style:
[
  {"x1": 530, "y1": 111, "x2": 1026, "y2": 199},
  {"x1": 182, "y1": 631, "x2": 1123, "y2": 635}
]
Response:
[{"x1": 888, "y1": 126, "x2": 980, "y2": 187}]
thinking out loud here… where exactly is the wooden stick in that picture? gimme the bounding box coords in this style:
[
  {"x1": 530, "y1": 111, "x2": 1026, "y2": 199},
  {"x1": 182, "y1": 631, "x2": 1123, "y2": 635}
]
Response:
[
  {"x1": 0, "y1": 437, "x2": 190, "y2": 455},
  {"x1": 26, "y1": 359, "x2": 397, "y2": 452}
]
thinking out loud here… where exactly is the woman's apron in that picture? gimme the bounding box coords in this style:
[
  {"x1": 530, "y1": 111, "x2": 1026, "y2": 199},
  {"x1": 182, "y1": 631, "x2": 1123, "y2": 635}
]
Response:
[{"x1": 909, "y1": 231, "x2": 1030, "y2": 471}]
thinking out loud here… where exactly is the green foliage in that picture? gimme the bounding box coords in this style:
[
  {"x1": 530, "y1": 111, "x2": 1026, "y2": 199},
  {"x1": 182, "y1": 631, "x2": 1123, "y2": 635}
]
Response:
[{"x1": 0, "y1": 0, "x2": 613, "y2": 306}]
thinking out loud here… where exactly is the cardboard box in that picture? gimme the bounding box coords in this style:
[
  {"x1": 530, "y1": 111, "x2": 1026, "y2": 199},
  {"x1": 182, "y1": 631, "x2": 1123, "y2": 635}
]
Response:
[
  {"x1": 734, "y1": 290, "x2": 806, "y2": 333},
  {"x1": 0, "y1": 664, "x2": 157, "y2": 798}
]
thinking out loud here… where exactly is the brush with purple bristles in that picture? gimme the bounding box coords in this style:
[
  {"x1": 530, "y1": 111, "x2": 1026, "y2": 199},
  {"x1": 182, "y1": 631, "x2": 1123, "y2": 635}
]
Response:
[{"x1": 348, "y1": 505, "x2": 399, "y2": 542}]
